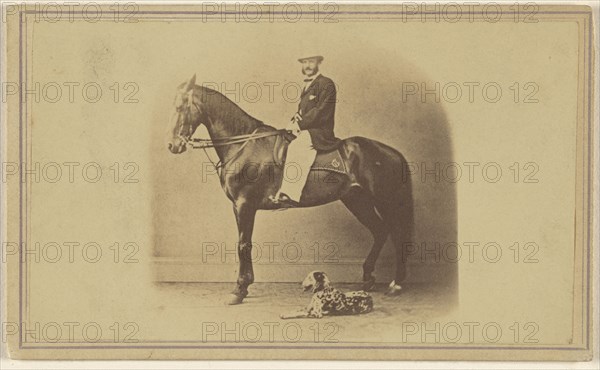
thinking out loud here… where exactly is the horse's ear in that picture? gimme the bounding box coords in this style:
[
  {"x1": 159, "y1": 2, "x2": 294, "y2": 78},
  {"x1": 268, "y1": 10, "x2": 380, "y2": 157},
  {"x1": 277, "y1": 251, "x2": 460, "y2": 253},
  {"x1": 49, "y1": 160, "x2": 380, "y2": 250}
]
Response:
[{"x1": 184, "y1": 74, "x2": 196, "y2": 91}]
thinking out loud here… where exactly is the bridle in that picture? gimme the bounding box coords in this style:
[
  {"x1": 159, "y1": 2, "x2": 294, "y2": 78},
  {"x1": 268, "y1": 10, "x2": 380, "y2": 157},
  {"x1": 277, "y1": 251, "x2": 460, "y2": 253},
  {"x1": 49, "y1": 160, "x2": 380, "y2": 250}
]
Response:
[
  {"x1": 175, "y1": 95, "x2": 202, "y2": 145},
  {"x1": 175, "y1": 93, "x2": 287, "y2": 174}
]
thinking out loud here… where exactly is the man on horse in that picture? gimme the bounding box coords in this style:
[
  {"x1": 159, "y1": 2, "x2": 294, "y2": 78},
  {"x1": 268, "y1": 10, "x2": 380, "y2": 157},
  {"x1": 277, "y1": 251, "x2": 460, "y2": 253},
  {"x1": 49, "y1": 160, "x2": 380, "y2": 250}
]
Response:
[{"x1": 271, "y1": 54, "x2": 341, "y2": 206}]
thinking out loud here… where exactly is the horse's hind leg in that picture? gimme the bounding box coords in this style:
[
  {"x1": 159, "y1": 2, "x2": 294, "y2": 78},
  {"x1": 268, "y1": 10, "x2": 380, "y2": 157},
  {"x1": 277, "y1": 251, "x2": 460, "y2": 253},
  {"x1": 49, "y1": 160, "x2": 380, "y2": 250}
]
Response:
[
  {"x1": 375, "y1": 190, "x2": 413, "y2": 296},
  {"x1": 341, "y1": 189, "x2": 389, "y2": 291}
]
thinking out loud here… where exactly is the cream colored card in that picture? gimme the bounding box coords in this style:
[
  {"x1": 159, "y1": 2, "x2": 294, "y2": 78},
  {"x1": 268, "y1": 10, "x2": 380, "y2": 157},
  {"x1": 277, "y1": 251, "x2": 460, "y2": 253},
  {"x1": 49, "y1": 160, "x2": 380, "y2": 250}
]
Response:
[{"x1": 1, "y1": 2, "x2": 596, "y2": 361}]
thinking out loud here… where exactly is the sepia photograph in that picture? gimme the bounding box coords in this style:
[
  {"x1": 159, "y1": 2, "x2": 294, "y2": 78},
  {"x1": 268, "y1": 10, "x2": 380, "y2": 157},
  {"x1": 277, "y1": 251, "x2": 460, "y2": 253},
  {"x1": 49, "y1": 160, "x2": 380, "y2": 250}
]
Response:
[{"x1": 1, "y1": 0, "x2": 597, "y2": 365}]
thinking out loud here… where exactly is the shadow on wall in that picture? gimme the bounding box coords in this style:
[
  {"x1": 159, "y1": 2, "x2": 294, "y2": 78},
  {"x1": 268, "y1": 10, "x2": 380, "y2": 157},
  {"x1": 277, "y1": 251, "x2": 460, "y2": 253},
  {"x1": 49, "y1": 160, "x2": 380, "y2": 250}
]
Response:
[{"x1": 150, "y1": 50, "x2": 456, "y2": 295}]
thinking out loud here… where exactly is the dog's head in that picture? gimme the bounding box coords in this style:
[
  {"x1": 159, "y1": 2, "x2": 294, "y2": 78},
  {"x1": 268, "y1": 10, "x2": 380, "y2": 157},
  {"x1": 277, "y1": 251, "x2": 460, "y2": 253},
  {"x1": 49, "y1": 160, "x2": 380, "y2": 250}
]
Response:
[{"x1": 302, "y1": 271, "x2": 331, "y2": 293}]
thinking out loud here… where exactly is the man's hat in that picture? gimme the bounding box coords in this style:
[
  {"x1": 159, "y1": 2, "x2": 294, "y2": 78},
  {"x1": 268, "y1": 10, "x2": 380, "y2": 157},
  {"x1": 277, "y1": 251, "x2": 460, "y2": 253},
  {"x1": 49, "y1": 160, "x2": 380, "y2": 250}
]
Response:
[{"x1": 298, "y1": 55, "x2": 324, "y2": 63}]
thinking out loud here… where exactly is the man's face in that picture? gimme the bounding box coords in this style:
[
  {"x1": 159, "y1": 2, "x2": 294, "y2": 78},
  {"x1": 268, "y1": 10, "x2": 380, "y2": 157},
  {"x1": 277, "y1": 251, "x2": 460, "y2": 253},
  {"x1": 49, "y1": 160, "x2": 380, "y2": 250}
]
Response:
[{"x1": 301, "y1": 58, "x2": 320, "y2": 76}]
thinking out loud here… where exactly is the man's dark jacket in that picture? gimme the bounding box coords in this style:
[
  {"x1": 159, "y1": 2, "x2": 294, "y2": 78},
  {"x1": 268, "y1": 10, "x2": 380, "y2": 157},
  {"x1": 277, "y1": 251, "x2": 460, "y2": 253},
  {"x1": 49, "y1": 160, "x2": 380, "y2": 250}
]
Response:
[{"x1": 297, "y1": 74, "x2": 341, "y2": 151}]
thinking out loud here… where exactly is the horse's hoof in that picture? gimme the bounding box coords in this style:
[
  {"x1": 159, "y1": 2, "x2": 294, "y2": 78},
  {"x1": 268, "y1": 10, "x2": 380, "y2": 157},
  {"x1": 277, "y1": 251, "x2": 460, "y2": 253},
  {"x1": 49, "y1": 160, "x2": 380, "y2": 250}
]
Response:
[
  {"x1": 385, "y1": 280, "x2": 402, "y2": 296},
  {"x1": 361, "y1": 277, "x2": 376, "y2": 291},
  {"x1": 385, "y1": 288, "x2": 402, "y2": 296},
  {"x1": 227, "y1": 294, "x2": 244, "y2": 305}
]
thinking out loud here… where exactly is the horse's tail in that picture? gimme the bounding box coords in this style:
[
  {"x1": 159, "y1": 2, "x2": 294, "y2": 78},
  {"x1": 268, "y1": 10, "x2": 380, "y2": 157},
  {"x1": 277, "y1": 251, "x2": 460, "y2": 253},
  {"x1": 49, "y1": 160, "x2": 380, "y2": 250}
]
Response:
[{"x1": 345, "y1": 136, "x2": 415, "y2": 282}]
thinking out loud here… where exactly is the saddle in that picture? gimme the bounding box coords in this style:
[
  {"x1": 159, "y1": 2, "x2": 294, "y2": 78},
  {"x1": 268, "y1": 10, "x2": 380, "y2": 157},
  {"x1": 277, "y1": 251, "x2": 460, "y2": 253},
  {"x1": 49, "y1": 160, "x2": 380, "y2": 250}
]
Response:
[{"x1": 273, "y1": 134, "x2": 349, "y2": 175}]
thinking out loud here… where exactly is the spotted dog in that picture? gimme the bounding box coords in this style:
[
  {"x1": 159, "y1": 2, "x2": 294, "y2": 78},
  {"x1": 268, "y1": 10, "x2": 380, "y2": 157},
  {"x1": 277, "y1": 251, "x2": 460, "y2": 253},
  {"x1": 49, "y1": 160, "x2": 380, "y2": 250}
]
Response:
[{"x1": 280, "y1": 271, "x2": 374, "y2": 319}]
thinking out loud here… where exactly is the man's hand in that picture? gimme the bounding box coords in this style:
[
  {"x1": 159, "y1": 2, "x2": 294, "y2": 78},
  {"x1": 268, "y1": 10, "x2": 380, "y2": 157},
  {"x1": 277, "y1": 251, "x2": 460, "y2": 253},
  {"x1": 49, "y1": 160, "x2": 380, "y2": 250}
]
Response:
[
  {"x1": 286, "y1": 120, "x2": 301, "y2": 135},
  {"x1": 292, "y1": 112, "x2": 303, "y2": 124}
]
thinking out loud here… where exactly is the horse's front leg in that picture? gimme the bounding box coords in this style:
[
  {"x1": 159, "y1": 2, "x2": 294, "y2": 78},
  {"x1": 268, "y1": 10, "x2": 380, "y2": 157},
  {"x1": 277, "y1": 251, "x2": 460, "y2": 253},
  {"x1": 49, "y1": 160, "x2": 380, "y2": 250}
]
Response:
[{"x1": 228, "y1": 200, "x2": 257, "y2": 305}]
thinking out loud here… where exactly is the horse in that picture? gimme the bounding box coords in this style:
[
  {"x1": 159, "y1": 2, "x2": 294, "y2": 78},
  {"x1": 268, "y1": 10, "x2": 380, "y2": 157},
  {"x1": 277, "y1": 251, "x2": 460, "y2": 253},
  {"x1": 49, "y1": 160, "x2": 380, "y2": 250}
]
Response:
[{"x1": 166, "y1": 75, "x2": 414, "y2": 305}]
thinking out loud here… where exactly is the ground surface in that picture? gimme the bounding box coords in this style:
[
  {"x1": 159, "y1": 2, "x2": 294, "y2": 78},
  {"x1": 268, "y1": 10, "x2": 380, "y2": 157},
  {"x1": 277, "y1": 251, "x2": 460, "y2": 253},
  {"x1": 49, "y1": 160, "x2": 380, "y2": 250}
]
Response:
[{"x1": 150, "y1": 282, "x2": 458, "y2": 345}]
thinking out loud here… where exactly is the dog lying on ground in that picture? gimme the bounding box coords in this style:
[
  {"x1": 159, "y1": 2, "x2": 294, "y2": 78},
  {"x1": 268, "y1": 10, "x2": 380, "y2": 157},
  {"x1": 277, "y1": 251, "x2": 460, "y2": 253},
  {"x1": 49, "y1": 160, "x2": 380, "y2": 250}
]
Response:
[{"x1": 280, "y1": 271, "x2": 374, "y2": 319}]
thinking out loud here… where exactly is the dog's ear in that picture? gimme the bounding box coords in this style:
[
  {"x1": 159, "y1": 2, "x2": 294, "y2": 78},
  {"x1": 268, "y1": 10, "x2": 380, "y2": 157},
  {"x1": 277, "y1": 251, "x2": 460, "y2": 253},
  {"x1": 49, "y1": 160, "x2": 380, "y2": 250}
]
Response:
[
  {"x1": 312, "y1": 272, "x2": 328, "y2": 292},
  {"x1": 314, "y1": 272, "x2": 325, "y2": 283}
]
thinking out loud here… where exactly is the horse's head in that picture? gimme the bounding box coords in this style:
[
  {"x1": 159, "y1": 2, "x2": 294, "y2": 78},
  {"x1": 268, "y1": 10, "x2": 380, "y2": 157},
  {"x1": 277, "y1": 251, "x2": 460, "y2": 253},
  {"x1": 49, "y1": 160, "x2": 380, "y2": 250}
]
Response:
[{"x1": 166, "y1": 74, "x2": 205, "y2": 154}]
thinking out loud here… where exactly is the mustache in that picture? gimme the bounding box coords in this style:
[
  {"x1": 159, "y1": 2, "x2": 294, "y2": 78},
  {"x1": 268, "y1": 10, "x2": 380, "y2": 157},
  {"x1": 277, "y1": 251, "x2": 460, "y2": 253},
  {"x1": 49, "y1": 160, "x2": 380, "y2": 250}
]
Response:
[{"x1": 302, "y1": 66, "x2": 318, "y2": 76}]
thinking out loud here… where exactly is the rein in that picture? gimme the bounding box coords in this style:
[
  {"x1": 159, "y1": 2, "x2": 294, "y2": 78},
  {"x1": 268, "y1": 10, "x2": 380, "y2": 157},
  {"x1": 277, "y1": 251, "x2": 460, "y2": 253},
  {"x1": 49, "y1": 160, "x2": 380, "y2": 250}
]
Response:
[
  {"x1": 186, "y1": 128, "x2": 287, "y2": 174},
  {"x1": 178, "y1": 98, "x2": 287, "y2": 174},
  {"x1": 188, "y1": 129, "x2": 286, "y2": 149}
]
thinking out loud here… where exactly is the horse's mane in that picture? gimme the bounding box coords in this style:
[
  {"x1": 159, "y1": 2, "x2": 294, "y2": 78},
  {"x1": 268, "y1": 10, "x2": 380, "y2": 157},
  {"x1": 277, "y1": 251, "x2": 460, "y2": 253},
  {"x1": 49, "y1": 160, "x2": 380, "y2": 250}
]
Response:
[{"x1": 195, "y1": 86, "x2": 273, "y2": 135}]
